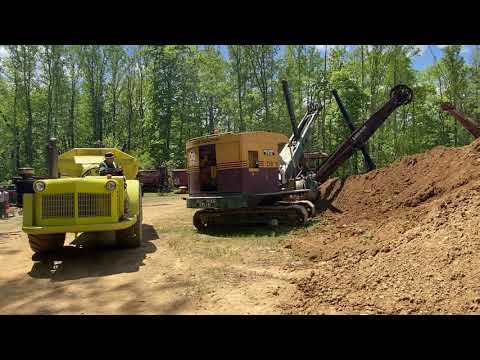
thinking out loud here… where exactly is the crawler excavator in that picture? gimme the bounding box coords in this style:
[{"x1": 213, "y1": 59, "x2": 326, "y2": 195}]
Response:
[{"x1": 186, "y1": 81, "x2": 413, "y2": 230}]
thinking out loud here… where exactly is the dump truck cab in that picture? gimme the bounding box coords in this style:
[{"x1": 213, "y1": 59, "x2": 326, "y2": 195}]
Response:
[{"x1": 20, "y1": 144, "x2": 143, "y2": 254}]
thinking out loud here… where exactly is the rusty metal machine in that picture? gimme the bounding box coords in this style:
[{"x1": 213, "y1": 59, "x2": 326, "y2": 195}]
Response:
[
  {"x1": 440, "y1": 102, "x2": 480, "y2": 139},
  {"x1": 172, "y1": 169, "x2": 188, "y2": 194},
  {"x1": 137, "y1": 167, "x2": 169, "y2": 194},
  {"x1": 186, "y1": 81, "x2": 413, "y2": 230}
]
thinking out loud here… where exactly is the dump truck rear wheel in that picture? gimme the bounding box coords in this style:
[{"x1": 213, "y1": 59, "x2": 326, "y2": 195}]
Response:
[
  {"x1": 28, "y1": 233, "x2": 65, "y2": 253},
  {"x1": 116, "y1": 192, "x2": 143, "y2": 248}
]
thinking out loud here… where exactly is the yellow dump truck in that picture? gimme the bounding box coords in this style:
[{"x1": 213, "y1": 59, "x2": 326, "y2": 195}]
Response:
[{"x1": 17, "y1": 140, "x2": 142, "y2": 254}]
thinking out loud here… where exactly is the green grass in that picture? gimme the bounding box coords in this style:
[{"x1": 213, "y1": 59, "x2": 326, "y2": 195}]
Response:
[{"x1": 159, "y1": 219, "x2": 292, "y2": 264}]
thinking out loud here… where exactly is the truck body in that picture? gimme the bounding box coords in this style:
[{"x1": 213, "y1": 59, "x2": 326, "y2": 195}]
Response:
[{"x1": 18, "y1": 145, "x2": 143, "y2": 254}]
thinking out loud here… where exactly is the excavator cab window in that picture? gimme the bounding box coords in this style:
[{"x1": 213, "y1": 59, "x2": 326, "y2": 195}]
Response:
[{"x1": 199, "y1": 144, "x2": 217, "y2": 192}]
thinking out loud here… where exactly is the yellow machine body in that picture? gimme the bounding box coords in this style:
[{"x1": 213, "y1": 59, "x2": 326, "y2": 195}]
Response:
[
  {"x1": 22, "y1": 148, "x2": 141, "y2": 236},
  {"x1": 186, "y1": 131, "x2": 289, "y2": 200}
]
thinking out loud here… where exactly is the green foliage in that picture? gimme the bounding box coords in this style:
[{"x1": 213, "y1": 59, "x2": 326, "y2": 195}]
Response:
[
  {"x1": 130, "y1": 150, "x2": 155, "y2": 170},
  {"x1": 0, "y1": 45, "x2": 478, "y2": 183}
]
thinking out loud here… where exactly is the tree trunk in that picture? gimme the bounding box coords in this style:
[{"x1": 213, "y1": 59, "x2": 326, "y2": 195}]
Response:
[
  {"x1": 21, "y1": 46, "x2": 35, "y2": 166},
  {"x1": 208, "y1": 96, "x2": 215, "y2": 133},
  {"x1": 12, "y1": 68, "x2": 20, "y2": 173},
  {"x1": 232, "y1": 46, "x2": 245, "y2": 131},
  {"x1": 69, "y1": 62, "x2": 76, "y2": 148},
  {"x1": 393, "y1": 47, "x2": 400, "y2": 158},
  {"x1": 321, "y1": 45, "x2": 328, "y2": 149},
  {"x1": 138, "y1": 67, "x2": 145, "y2": 148}
]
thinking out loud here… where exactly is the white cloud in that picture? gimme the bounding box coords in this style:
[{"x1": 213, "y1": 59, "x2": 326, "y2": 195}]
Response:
[
  {"x1": 414, "y1": 45, "x2": 428, "y2": 55},
  {"x1": 436, "y1": 45, "x2": 468, "y2": 54},
  {"x1": 0, "y1": 45, "x2": 7, "y2": 59},
  {"x1": 314, "y1": 45, "x2": 327, "y2": 52}
]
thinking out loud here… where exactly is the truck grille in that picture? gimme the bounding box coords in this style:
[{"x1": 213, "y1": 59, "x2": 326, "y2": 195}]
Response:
[
  {"x1": 42, "y1": 193, "x2": 75, "y2": 218},
  {"x1": 78, "y1": 193, "x2": 112, "y2": 217}
]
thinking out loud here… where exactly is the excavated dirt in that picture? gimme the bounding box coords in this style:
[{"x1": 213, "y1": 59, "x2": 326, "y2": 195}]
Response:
[{"x1": 286, "y1": 138, "x2": 480, "y2": 314}]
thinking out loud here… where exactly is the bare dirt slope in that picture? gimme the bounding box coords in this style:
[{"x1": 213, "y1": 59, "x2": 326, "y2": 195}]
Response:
[
  {"x1": 0, "y1": 195, "x2": 304, "y2": 314},
  {"x1": 287, "y1": 138, "x2": 480, "y2": 314}
]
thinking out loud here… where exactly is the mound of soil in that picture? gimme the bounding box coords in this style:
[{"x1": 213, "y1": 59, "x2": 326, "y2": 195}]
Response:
[{"x1": 287, "y1": 138, "x2": 480, "y2": 314}]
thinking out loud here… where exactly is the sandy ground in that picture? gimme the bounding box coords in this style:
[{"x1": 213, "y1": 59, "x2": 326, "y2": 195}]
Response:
[
  {"x1": 3, "y1": 141, "x2": 480, "y2": 315},
  {"x1": 0, "y1": 194, "x2": 311, "y2": 314}
]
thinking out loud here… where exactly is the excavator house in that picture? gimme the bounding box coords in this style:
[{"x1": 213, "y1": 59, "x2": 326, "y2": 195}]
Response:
[{"x1": 187, "y1": 81, "x2": 413, "y2": 230}]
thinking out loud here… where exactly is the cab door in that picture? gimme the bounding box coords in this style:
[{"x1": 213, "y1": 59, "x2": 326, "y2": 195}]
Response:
[{"x1": 199, "y1": 144, "x2": 217, "y2": 192}]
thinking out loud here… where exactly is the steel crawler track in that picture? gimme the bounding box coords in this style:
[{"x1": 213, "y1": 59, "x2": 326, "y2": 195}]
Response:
[{"x1": 193, "y1": 204, "x2": 310, "y2": 230}]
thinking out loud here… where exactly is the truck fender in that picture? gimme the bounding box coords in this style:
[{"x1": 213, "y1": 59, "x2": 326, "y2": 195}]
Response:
[{"x1": 126, "y1": 180, "x2": 141, "y2": 217}]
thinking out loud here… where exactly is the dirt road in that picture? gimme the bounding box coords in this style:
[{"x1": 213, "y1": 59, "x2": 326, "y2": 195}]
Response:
[{"x1": 0, "y1": 194, "x2": 311, "y2": 314}]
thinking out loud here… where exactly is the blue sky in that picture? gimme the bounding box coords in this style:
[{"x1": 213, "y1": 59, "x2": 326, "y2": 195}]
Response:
[
  {"x1": 411, "y1": 45, "x2": 475, "y2": 70},
  {"x1": 217, "y1": 45, "x2": 478, "y2": 71}
]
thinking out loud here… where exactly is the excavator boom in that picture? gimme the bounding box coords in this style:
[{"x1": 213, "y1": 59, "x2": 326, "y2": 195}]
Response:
[
  {"x1": 316, "y1": 84, "x2": 413, "y2": 183},
  {"x1": 331, "y1": 89, "x2": 376, "y2": 172},
  {"x1": 440, "y1": 102, "x2": 480, "y2": 139}
]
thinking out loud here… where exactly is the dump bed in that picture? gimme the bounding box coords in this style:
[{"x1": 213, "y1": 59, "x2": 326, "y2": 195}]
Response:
[{"x1": 58, "y1": 148, "x2": 139, "y2": 180}]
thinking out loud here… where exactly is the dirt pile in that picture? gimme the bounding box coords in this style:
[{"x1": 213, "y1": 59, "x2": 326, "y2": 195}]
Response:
[{"x1": 287, "y1": 138, "x2": 480, "y2": 314}]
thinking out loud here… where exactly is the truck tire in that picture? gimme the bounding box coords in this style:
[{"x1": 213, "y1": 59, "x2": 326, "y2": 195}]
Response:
[
  {"x1": 28, "y1": 233, "x2": 65, "y2": 253},
  {"x1": 116, "y1": 191, "x2": 143, "y2": 249}
]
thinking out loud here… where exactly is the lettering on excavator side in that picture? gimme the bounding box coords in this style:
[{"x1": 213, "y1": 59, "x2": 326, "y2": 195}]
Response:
[{"x1": 199, "y1": 199, "x2": 216, "y2": 208}]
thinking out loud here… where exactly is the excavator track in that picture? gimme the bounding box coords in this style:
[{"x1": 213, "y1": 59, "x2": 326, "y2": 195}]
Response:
[
  {"x1": 276, "y1": 200, "x2": 316, "y2": 218},
  {"x1": 193, "y1": 204, "x2": 309, "y2": 231}
]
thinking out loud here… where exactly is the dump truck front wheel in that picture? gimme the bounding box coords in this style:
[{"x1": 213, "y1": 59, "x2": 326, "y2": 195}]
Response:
[
  {"x1": 28, "y1": 233, "x2": 65, "y2": 253},
  {"x1": 116, "y1": 193, "x2": 143, "y2": 248}
]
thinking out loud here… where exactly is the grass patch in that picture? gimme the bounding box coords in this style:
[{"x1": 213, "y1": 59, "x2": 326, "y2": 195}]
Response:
[{"x1": 159, "y1": 220, "x2": 289, "y2": 262}]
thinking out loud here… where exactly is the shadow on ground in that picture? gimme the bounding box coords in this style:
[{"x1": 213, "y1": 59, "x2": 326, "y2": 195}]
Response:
[
  {"x1": 27, "y1": 224, "x2": 160, "y2": 282},
  {"x1": 200, "y1": 224, "x2": 296, "y2": 238}
]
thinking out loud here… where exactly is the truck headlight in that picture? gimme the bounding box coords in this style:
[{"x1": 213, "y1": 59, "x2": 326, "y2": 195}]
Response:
[
  {"x1": 33, "y1": 181, "x2": 46, "y2": 192},
  {"x1": 106, "y1": 180, "x2": 117, "y2": 191}
]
